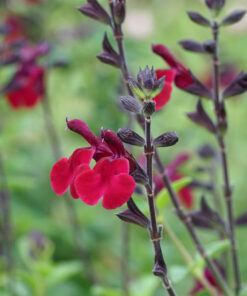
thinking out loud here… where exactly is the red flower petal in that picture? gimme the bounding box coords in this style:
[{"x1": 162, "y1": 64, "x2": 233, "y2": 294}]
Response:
[
  {"x1": 152, "y1": 69, "x2": 176, "y2": 111},
  {"x1": 66, "y1": 119, "x2": 101, "y2": 147},
  {"x1": 101, "y1": 129, "x2": 126, "y2": 157},
  {"x1": 152, "y1": 44, "x2": 194, "y2": 90},
  {"x1": 50, "y1": 158, "x2": 72, "y2": 195},
  {"x1": 152, "y1": 44, "x2": 180, "y2": 68},
  {"x1": 153, "y1": 83, "x2": 173, "y2": 111},
  {"x1": 102, "y1": 173, "x2": 135, "y2": 209},
  {"x1": 69, "y1": 147, "x2": 95, "y2": 171},
  {"x1": 75, "y1": 169, "x2": 104, "y2": 206},
  {"x1": 175, "y1": 69, "x2": 194, "y2": 89},
  {"x1": 156, "y1": 69, "x2": 176, "y2": 84}
]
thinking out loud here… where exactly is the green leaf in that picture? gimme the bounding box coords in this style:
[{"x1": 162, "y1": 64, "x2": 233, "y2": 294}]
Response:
[
  {"x1": 196, "y1": 290, "x2": 211, "y2": 296},
  {"x1": 191, "y1": 240, "x2": 230, "y2": 273},
  {"x1": 130, "y1": 276, "x2": 160, "y2": 296},
  {"x1": 91, "y1": 286, "x2": 122, "y2": 296},
  {"x1": 170, "y1": 265, "x2": 189, "y2": 284},
  {"x1": 47, "y1": 261, "x2": 83, "y2": 287},
  {"x1": 239, "y1": 286, "x2": 247, "y2": 296},
  {"x1": 156, "y1": 177, "x2": 192, "y2": 210}
]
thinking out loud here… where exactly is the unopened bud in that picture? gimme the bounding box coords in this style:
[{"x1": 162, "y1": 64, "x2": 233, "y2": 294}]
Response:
[
  {"x1": 205, "y1": 0, "x2": 225, "y2": 15},
  {"x1": 198, "y1": 145, "x2": 216, "y2": 159},
  {"x1": 117, "y1": 128, "x2": 145, "y2": 146},
  {"x1": 120, "y1": 95, "x2": 142, "y2": 114},
  {"x1": 153, "y1": 132, "x2": 179, "y2": 148},
  {"x1": 113, "y1": 0, "x2": 126, "y2": 25}
]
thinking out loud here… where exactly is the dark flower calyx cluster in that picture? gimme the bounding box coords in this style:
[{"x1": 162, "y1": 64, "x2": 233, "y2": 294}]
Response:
[{"x1": 129, "y1": 66, "x2": 165, "y2": 101}]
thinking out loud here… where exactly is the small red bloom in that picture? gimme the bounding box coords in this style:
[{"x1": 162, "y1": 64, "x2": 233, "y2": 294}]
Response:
[
  {"x1": 152, "y1": 44, "x2": 194, "y2": 89},
  {"x1": 153, "y1": 69, "x2": 176, "y2": 110},
  {"x1": 4, "y1": 15, "x2": 24, "y2": 44},
  {"x1": 191, "y1": 265, "x2": 223, "y2": 295},
  {"x1": 6, "y1": 63, "x2": 45, "y2": 109},
  {"x1": 50, "y1": 119, "x2": 136, "y2": 210},
  {"x1": 23, "y1": 0, "x2": 43, "y2": 4},
  {"x1": 154, "y1": 153, "x2": 194, "y2": 209}
]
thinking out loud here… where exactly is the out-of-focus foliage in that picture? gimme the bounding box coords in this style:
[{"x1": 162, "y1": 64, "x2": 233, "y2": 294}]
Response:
[{"x1": 1, "y1": 0, "x2": 247, "y2": 295}]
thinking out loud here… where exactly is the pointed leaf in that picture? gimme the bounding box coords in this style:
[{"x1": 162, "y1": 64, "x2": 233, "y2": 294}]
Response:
[{"x1": 187, "y1": 100, "x2": 217, "y2": 134}]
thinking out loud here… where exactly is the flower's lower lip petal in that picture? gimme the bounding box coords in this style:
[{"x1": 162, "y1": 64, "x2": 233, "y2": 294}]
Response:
[
  {"x1": 75, "y1": 170, "x2": 104, "y2": 205},
  {"x1": 153, "y1": 83, "x2": 172, "y2": 111},
  {"x1": 50, "y1": 158, "x2": 72, "y2": 195},
  {"x1": 155, "y1": 69, "x2": 176, "y2": 84},
  {"x1": 102, "y1": 174, "x2": 135, "y2": 210}
]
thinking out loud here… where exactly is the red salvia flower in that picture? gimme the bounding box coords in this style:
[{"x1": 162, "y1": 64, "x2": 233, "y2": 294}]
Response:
[
  {"x1": 152, "y1": 44, "x2": 194, "y2": 89},
  {"x1": 4, "y1": 15, "x2": 25, "y2": 45},
  {"x1": 153, "y1": 69, "x2": 176, "y2": 110},
  {"x1": 50, "y1": 119, "x2": 136, "y2": 210},
  {"x1": 191, "y1": 264, "x2": 224, "y2": 295},
  {"x1": 154, "y1": 153, "x2": 194, "y2": 209},
  {"x1": 6, "y1": 63, "x2": 45, "y2": 109}
]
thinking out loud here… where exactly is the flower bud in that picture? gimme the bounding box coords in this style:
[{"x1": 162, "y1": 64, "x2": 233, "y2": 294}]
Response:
[
  {"x1": 198, "y1": 145, "x2": 216, "y2": 159},
  {"x1": 143, "y1": 100, "x2": 156, "y2": 117},
  {"x1": 113, "y1": 0, "x2": 126, "y2": 25},
  {"x1": 153, "y1": 132, "x2": 179, "y2": 148},
  {"x1": 223, "y1": 72, "x2": 247, "y2": 98},
  {"x1": 187, "y1": 11, "x2": 211, "y2": 27},
  {"x1": 129, "y1": 66, "x2": 165, "y2": 100},
  {"x1": 117, "y1": 128, "x2": 145, "y2": 146},
  {"x1": 120, "y1": 95, "x2": 142, "y2": 114},
  {"x1": 221, "y1": 10, "x2": 247, "y2": 27},
  {"x1": 205, "y1": 0, "x2": 225, "y2": 15}
]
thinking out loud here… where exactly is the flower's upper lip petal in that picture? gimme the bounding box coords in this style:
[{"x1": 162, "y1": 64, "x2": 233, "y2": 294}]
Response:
[
  {"x1": 66, "y1": 119, "x2": 102, "y2": 147},
  {"x1": 101, "y1": 129, "x2": 126, "y2": 157}
]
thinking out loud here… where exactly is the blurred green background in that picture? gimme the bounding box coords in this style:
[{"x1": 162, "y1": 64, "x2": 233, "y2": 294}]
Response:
[{"x1": 1, "y1": 0, "x2": 247, "y2": 295}]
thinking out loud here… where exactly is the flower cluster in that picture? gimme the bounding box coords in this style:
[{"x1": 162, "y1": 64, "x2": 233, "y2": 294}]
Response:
[
  {"x1": 1, "y1": 5, "x2": 48, "y2": 109},
  {"x1": 50, "y1": 119, "x2": 136, "y2": 210}
]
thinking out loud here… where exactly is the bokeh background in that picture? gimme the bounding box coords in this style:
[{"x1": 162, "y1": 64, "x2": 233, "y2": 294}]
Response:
[{"x1": 1, "y1": 0, "x2": 247, "y2": 295}]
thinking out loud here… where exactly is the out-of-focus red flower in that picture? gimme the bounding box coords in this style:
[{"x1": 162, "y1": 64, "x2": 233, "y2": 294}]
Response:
[
  {"x1": 6, "y1": 63, "x2": 45, "y2": 109},
  {"x1": 154, "y1": 153, "x2": 194, "y2": 209},
  {"x1": 191, "y1": 265, "x2": 223, "y2": 295},
  {"x1": 204, "y1": 64, "x2": 238, "y2": 89},
  {"x1": 23, "y1": 0, "x2": 43, "y2": 4},
  {"x1": 50, "y1": 119, "x2": 136, "y2": 210},
  {"x1": 3, "y1": 42, "x2": 50, "y2": 109},
  {"x1": 152, "y1": 44, "x2": 194, "y2": 89},
  {"x1": 153, "y1": 69, "x2": 176, "y2": 110},
  {"x1": 4, "y1": 15, "x2": 25, "y2": 44}
]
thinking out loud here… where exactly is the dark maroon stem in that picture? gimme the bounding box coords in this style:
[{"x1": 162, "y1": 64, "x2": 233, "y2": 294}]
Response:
[
  {"x1": 145, "y1": 117, "x2": 177, "y2": 296},
  {"x1": 108, "y1": 6, "x2": 232, "y2": 294},
  {"x1": 212, "y1": 22, "x2": 241, "y2": 295},
  {"x1": 41, "y1": 94, "x2": 97, "y2": 285}
]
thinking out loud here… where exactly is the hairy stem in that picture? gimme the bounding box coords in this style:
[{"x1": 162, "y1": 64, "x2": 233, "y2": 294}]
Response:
[
  {"x1": 108, "y1": 7, "x2": 232, "y2": 295},
  {"x1": 145, "y1": 116, "x2": 177, "y2": 296},
  {"x1": 41, "y1": 94, "x2": 97, "y2": 284},
  {"x1": 212, "y1": 22, "x2": 241, "y2": 295}
]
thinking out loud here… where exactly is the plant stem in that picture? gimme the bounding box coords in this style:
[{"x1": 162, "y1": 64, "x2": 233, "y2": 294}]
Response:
[
  {"x1": 41, "y1": 94, "x2": 97, "y2": 285},
  {"x1": 163, "y1": 222, "x2": 218, "y2": 296},
  {"x1": 0, "y1": 153, "x2": 13, "y2": 295},
  {"x1": 144, "y1": 116, "x2": 177, "y2": 296},
  {"x1": 108, "y1": 5, "x2": 232, "y2": 295},
  {"x1": 212, "y1": 22, "x2": 241, "y2": 295}
]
